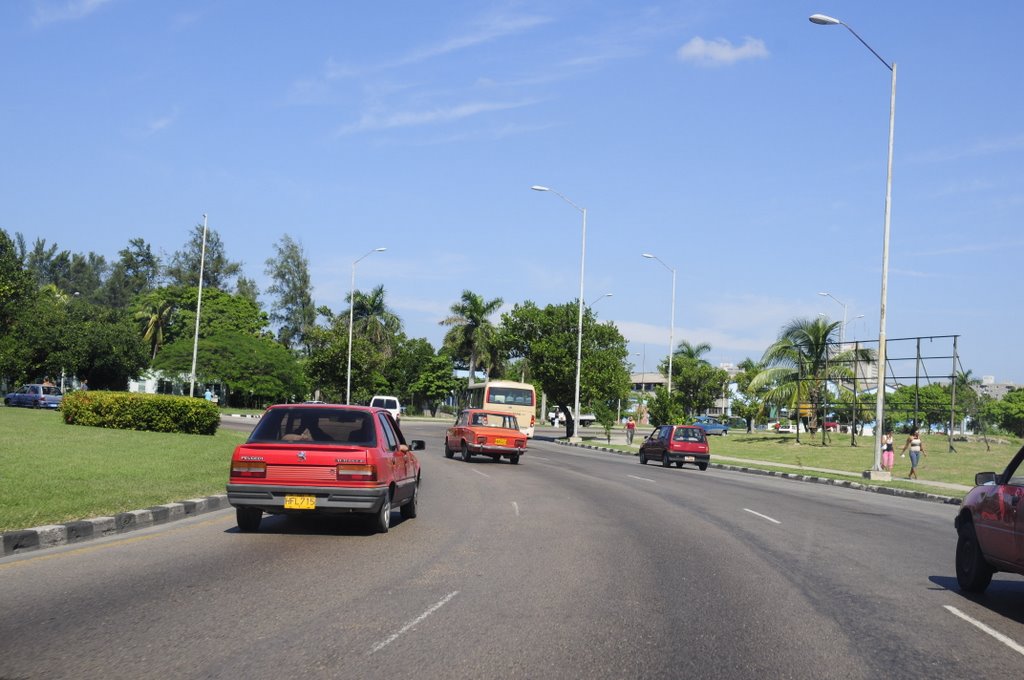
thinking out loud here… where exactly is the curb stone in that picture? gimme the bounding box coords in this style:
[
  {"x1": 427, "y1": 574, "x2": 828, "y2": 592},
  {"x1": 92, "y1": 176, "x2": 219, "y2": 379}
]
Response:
[
  {"x1": 1, "y1": 495, "x2": 231, "y2": 557},
  {"x1": 559, "y1": 440, "x2": 963, "y2": 506}
]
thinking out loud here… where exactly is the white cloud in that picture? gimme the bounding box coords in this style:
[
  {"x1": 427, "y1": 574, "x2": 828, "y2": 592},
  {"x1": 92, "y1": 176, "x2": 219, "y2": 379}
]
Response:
[
  {"x1": 676, "y1": 36, "x2": 768, "y2": 66},
  {"x1": 32, "y1": 0, "x2": 115, "y2": 26},
  {"x1": 146, "y1": 110, "x2": 178, "y2": 135},
  {"x1": 335, "y1": 100, "x2": 535, "y2": 136}
]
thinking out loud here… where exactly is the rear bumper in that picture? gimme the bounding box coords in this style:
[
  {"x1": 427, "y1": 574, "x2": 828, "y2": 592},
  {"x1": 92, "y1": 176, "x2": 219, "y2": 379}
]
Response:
[
  {"x1": 467, "y1": 444, "x2": 525, "y2": 457},
  {"x1": 226, "y1": 483, "x2": 388, "y2": 514},
  {"x1": 665, "y1": 452, "x2": 710, "y2": 465}
]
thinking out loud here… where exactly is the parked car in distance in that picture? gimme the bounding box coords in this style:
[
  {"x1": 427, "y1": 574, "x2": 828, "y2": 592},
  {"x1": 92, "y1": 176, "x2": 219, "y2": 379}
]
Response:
[
  {"x1": 226, "y1": 403, "x2": 423, "y2": 534},
  {"x1": 4, "y1": 383, "x2": 63, "y2": 409},
  {"x1": 639, "y1": 424, "x2": 710, "y2": 470},
  {"x1": 824, "y1": 421, "x2": 839, "y2": 432},
  {"x1": 445, "y1": 408, "x2": 527, "y2": 464},
  {"x1": 369, "y1": 395, "x2": 402, "y2": 422},
  {"x1": 776, "y1": 423, "x2": 797, "y2": 434},
  {"x1": 693, "y1": 415, "x2": 728, "y2": 436},
  {"x1": 954, "y1": 445, "x2": 1024, "y2": 593}
]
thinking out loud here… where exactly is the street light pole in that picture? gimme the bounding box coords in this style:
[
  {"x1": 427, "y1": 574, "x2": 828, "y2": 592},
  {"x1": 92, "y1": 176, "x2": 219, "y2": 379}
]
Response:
[
  {"x1": 532, "y1": 185, "x2": 586, "y2": 441},
  {"x1": 189, "y1": 214, "x2": 208, "y2": 398},
  {"x1": 811, "y1": 13, "x2": 896, "y2": 477},
  {"x1": 642, "y1": 254, "x2": 676, "y2": 395},
  {"x1": 346, "y1": 247, "x2": 386, "y2": 405},
  {"x1": 818, "y1": 291, "x2": 848, "y2": 345}
]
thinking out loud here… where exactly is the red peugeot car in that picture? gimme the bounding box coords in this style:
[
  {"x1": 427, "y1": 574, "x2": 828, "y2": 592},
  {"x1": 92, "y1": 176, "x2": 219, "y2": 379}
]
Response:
[
  {"x1": 227, "y1": 404, "x2": 423, "y2": 534},
  {"x1": 639, "y1": 424, "x2": 710, "y2": 470},
  {"x1": 955, "y1": 445, "x2": 1024, "y2": 592}
]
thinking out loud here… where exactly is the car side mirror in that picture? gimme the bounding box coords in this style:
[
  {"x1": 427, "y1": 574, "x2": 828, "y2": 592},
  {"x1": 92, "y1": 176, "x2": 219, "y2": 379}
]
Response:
[
  {"x1": 975, "y1": 471, "x2": 998, "y2": 486},
  {"x1": 409, "y1": 440, "x2": 426, "y2": 451}
]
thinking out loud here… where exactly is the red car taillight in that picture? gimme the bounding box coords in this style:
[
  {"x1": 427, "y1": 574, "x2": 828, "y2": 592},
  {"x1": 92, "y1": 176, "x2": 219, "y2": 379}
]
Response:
[
  {"x1": 337, "y1": 464, "x2": 377, "y2": 482},
  {"x1": 516, "y1": 439, "x2": 526, "y2": 448},
  {"x1": 476, "y1": 436, "x2": 488, "y2": 445},
  {"x1": 232, "y1": 461, "x2": 266, "y2": 478},
  {"x1": 530, "y1": 415, "x2": 535, "y2": 427}
]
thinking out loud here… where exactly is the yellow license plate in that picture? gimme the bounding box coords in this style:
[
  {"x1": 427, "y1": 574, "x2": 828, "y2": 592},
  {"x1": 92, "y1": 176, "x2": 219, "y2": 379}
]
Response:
[
  {"x1": 284, "y1": 494, "x2": 316, "y2": 510},
  {"x1": 495, "y1": 438, "x2": 507, "y2": 446}
]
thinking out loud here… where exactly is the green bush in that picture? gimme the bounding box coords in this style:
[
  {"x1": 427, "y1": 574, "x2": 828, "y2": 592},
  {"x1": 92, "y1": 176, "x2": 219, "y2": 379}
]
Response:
[{"x1": 61, "y1": 391, "x2": 220, "y2": 435}]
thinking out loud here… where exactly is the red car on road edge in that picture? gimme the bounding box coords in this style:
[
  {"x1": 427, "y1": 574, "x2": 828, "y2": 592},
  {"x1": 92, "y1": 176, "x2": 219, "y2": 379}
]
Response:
[{"x1": 955, "y1": 445, "x2": 1024, "y2": 592}]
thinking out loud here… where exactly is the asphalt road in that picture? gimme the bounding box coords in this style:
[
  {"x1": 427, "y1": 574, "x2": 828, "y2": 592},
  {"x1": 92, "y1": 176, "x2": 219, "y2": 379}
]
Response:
[{"x1": 2, "y1": 420, "x2": 1023, "y2": 679}]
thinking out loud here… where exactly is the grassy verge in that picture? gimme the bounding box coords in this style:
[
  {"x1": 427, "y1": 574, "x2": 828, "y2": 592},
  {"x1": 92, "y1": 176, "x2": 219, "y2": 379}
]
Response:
[
  {"x1": 581, "y1": 430, "x2": 1021, "y2": 499},
  {"x1": 0, "y1": 408, "x2": 247, "y2": 532}
]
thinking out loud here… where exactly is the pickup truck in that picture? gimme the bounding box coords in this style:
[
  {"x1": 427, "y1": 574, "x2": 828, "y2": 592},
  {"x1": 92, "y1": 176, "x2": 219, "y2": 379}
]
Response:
[{"x1": 547, "y1": 411, "x2": 597, "y2": 427}]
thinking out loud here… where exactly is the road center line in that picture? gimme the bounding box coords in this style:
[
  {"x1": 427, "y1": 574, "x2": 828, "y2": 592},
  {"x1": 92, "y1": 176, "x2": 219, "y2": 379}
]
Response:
[
  {"x1": 944, "y1": 605, "x2": 1024, "y2": 656},
  {"x1": 371, "y1": 591, "x2": 459, "y2": 654},
  {"x1": 627, "y1": 474, "x2": 656, "y2": 483},
  {"x1": 512, "y1": 501, "x2": 520, "y2": 516},
  {"x1": 471, "y1": 468, "x2": 490, "y2": 478},
  {"x1": 743, "y1": 508, "x2": 781, "y2": 524}
]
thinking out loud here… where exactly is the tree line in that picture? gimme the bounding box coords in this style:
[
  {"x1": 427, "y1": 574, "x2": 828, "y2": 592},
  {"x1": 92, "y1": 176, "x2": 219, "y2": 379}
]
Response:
[{"x1": 2, "y1": 226, "x2": 1020, "y2": 436}]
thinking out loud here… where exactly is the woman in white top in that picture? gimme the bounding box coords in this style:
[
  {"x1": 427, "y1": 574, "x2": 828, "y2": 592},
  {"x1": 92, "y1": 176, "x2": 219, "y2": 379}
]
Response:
[{"x1": 900, "y1": 430, "x2": 926, "y2": 479}]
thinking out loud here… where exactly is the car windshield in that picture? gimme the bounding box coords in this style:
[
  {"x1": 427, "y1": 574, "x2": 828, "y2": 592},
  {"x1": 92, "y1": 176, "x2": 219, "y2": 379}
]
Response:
[{"x1": 248, "y1": 408, "x2": 376, "y2": 446}]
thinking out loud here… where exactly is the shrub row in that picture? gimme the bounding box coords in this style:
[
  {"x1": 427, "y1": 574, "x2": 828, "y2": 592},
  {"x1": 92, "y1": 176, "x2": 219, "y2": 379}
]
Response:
[{"x1": 61, "y1": 391, "x2": 220, "y2": 435}]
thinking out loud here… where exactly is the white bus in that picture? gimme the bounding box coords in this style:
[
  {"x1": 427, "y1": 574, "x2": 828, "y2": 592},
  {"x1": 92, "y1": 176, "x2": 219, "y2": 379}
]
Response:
[{"x1": 461, "y1": 380, "x2": 537, "y2": 438}]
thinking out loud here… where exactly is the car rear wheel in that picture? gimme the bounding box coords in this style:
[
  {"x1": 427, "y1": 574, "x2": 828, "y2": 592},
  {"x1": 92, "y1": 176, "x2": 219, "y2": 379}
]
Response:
[
  {"x1": 698, "y1": 462, "x2": 708, "y2": 471},
  {"x1": 236, "y1": 507, "x2": 262, "y2": 533},
  {"x1": 675, "y1": 461, "x2": 684, "y2": 468},
  {"x1": 400, "y1": 482, "x2": 419, "y2": 520},
  {"x1": 444, "y1": 439, "x2": 454, "y2": 459},
  {"x1": 461, "y1": 442, "x2": 472, "y2": 462},
  {"x1": 510, "y1": 454, "x2": 520, "y2": 465},
  {"x1": 374, "y1": 496, "x2": 391, "y2": 533},
  {"x1": 956, "y1": 519, "x2": 994, "y2": 592}
]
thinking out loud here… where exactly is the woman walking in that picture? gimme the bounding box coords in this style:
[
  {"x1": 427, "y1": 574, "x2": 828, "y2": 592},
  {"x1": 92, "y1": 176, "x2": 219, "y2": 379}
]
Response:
[
  {"x1": 882, "y1": 430, "x2": 895, "y2": 471},
  {"x1": 900, "y1": 430, "x2": 926, "y2": 479}
]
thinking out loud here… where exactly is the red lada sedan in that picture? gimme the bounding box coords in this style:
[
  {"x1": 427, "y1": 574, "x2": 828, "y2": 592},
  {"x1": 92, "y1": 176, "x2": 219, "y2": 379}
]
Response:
[
  {"x1": 227, "y1": 404, "x2": 423, "y2": 533},
  {"x1": 639, "y1": 424, "x2": 710, "y2": 470},
  {"x1": 444, "y1": 409, "x2": 527, "y2": 464},
  {"x1": 955, "y1": 445, "x2": 1024, "y2": 592}
]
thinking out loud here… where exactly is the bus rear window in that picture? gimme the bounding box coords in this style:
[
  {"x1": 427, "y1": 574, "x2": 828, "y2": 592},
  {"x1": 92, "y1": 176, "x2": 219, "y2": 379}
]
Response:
[{"x1": 487, "y1": 387, "x2": 534, "y2": 406}]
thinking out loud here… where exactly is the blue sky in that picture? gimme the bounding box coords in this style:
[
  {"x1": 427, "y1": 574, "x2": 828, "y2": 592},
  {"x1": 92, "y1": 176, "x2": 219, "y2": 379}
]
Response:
[{"x1": 3, "y1": 1, "x2": 1022, "y2": 384}]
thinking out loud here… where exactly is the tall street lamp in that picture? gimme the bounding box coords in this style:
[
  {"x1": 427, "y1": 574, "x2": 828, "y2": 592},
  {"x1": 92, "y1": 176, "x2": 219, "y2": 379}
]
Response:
[
  {"x1": 642, "y1": 253, "x2": 676, "y2": 395},
  {"x1": 189, "y1": 213, "x2": 208, "y2": 398},
  {"x1": 810, "y1": 12, "x2": 896, "y2": 477},
  {"x1": 346, "y1": 246, "x2": 386, "y2": 405},
  {"x1": 532, "y1": 185, "x2": 586, "y2": 441},
  {"x1": 586, "y1": 292, "x2": 613, "y2": 308},
  {"x1": 818, "y1": 291, "x2": 848, "y2": 345}
]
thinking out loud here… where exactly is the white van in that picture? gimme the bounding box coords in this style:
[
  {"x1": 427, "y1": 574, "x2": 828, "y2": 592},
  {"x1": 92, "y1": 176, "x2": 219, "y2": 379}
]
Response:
[{"x1": 370, "y1": 395, "x2": 402, "y2": 422}]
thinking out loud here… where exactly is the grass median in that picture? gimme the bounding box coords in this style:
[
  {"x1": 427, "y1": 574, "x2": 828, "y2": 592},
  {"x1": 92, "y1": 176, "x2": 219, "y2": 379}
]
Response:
[
  {"x1": 1, "y1": 408, "x2": 247, "y2": 532},
  {"x1": 583, "y1": 429, "x2": 1022, "y2": 498}
]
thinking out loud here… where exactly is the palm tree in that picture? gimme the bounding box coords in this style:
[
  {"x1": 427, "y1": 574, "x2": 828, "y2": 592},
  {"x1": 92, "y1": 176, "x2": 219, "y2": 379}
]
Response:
[
  {"x1": 439, "y1": 290, "x2": 503, "y2": 385},
  {"x1": 135, "y1": 297, "x2": 174, "y2": 360},
  {"x1": 347, "y1": 284, "x2": 402, "y2": 356},
  {"x1": 675, "y1": 340, "x2": 712, "y2": 362},
  {"x1": 750, "y1": 317, "x2": 873, "y2": 434}
]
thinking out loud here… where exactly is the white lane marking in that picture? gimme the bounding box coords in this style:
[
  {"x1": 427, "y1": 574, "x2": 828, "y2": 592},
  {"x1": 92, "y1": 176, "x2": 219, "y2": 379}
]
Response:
[
  {"x1": 627, "y1": 474, "x2": 656, "y2": 483},
  {"x1": 944, "y1": 605, "x2": 1024, "y2": 656},
  {"x1": 512, "y1": 501, "x2": 520, "y2": 516},
  {"x1": 471, "y1": 468, "x2": 490, "y2": 478},
  {"x1": 532, "y1": 456, "x2": 551, "y2": 462},
  {"x1": 371, "y1": 591, "x2": 459, "y2": 654},
  {"x1": 743, "y1": 508, "x2": 781, "y2": 524}
]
